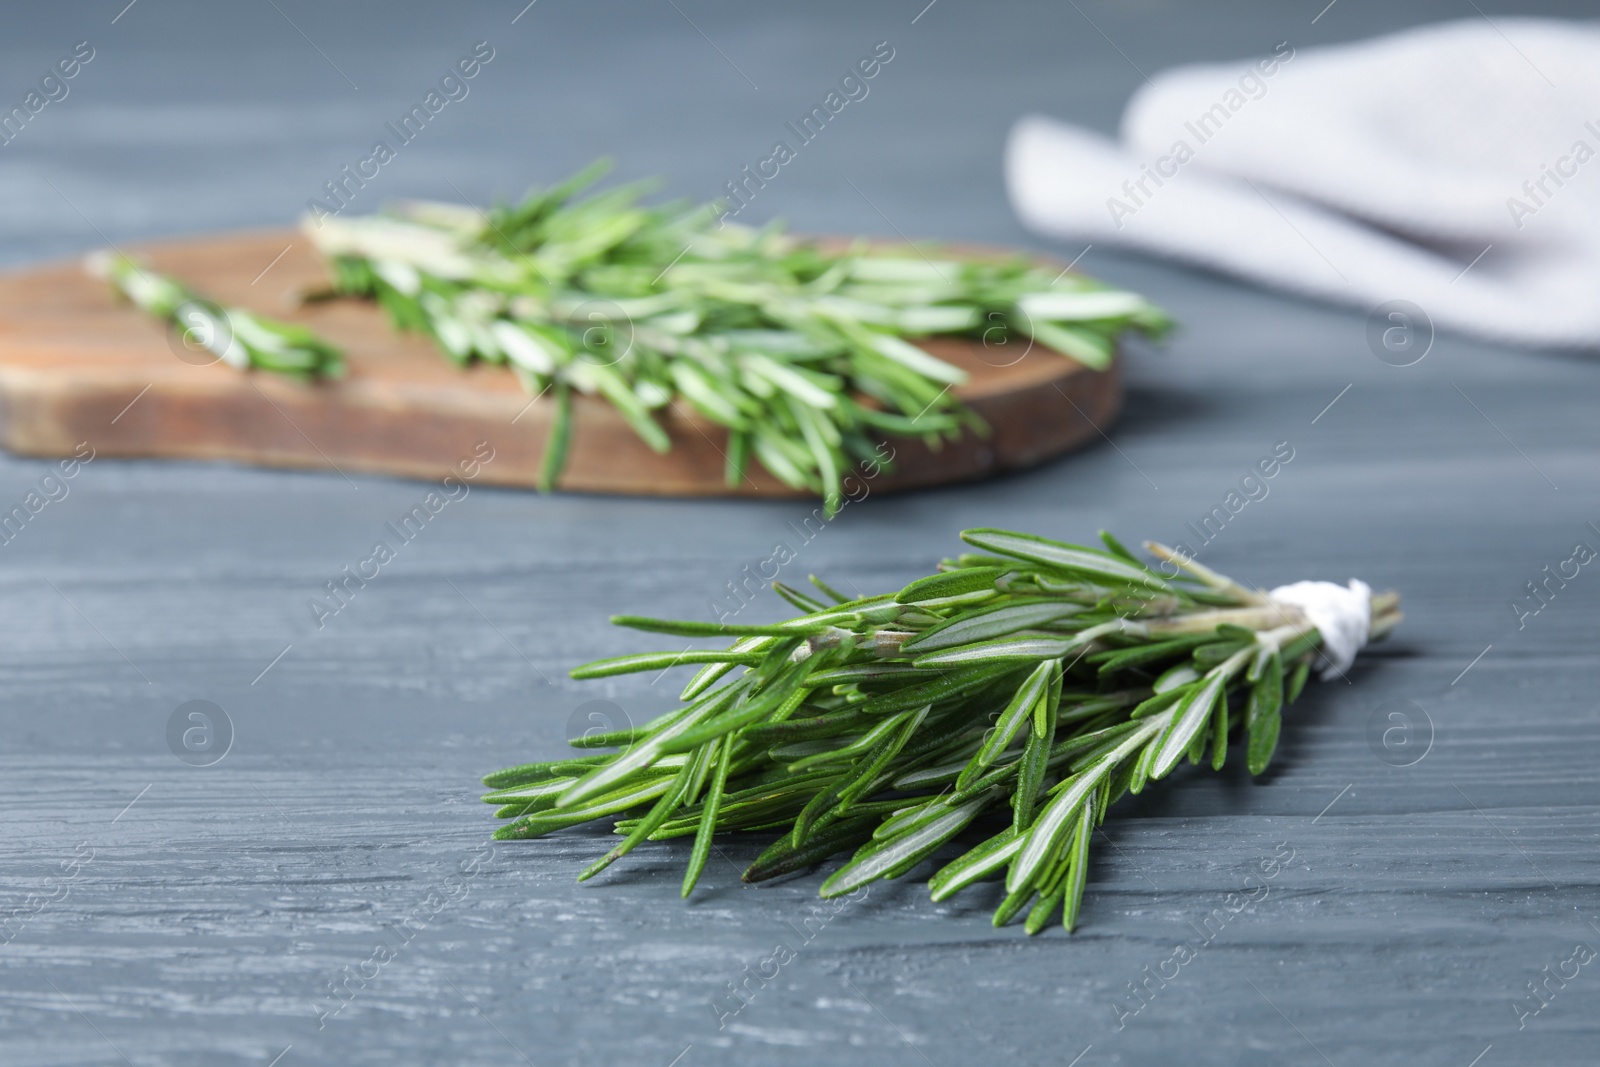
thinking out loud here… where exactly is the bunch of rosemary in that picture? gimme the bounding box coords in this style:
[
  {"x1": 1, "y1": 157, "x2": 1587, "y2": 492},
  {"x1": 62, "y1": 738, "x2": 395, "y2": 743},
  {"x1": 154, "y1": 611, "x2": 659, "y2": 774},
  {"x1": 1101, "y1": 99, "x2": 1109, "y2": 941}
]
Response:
[
  {"x1": 483, "y1": 528, "x2": 1400, "y2": 934},
  {"x1": 91, "y1": 251, "x2": 344, "y2": 378},
  {"x1": 307, "y1": 161, "x2": 1169, "y2": 506}
]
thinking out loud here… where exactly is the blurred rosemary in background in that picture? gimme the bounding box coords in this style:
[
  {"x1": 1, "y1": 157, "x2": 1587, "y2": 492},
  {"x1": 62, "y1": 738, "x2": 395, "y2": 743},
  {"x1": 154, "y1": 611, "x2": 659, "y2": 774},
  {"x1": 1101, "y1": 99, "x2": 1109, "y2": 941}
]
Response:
[
  {"x1": 307, "y1": 161, "x2": 1170, "y2": 508},
  {"x1": 93, "y1": 251, "x2": 344, "y2": 379},
  {"x1": 95, "y1": 163, "x2": 1169, "y2": 509}
]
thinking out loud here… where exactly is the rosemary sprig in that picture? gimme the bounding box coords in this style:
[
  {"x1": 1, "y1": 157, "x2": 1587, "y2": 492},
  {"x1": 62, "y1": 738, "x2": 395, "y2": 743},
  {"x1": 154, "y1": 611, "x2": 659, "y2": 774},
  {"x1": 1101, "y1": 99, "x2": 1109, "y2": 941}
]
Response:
[
  {"x1": 485, "y1": 529, "x2": 1401, "y2": 933},
  {"x1": 306, "y1": 161, "x2": 1170, "y2": 508},
  {"x1": 90, "y1": 252, "x2": 343, "y2": 378}
]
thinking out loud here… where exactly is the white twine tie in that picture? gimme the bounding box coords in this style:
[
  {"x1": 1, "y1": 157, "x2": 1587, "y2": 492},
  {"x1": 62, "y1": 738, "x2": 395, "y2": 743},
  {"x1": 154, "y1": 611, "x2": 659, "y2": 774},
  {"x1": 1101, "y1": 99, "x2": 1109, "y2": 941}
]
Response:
[{"x1": 1268, "y1": 579, "x2": 1372, "y2": 679}]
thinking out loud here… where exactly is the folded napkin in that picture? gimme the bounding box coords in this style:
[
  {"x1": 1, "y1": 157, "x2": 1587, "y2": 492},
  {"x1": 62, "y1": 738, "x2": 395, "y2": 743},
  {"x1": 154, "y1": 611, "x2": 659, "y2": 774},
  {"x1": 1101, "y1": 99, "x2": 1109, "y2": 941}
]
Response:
[{"x1": 1006, "y1": 19, "x2": 1600, "y2": 348}]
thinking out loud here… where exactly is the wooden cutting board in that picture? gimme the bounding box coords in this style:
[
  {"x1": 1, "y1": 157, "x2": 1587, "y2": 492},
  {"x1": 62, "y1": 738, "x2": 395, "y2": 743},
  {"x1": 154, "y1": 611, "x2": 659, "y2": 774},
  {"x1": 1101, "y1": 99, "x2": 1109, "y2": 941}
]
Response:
[{"x1": 0, "y1": 231, "x2": 1119, "y2": 497}]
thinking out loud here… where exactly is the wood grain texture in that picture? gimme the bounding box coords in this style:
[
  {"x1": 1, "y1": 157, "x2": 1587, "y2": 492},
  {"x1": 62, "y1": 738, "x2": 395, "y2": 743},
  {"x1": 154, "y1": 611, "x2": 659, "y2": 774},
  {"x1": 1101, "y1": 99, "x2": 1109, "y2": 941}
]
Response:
[
  {"x1": 2, "y1": 2, "x2": 1599, "y2": 1066},
  {"x1": 0, "y1": 231, "x2": 1118, "y2": 497}
]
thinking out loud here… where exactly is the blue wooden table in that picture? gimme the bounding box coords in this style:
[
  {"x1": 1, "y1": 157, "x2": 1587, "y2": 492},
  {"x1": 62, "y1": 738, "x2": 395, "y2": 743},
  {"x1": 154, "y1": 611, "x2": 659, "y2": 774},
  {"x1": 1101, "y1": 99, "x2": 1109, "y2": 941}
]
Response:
[{"x1": 2, "y1": 2, "x2": 1596, "y2": 1064}]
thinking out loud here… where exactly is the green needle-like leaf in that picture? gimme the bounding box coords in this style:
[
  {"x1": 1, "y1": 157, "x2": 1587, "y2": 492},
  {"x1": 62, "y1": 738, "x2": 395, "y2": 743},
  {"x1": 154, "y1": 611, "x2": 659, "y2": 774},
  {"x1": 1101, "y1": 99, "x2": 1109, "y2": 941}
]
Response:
[
  {"x1": 900, "y1": 601, "x2": 1086, "y2": 653},
  {"x1": 1010, "y1": 716, "x2": 1162, "y2": 892},
  {"x1": 539, "y1": 380, "x2": 573, "y2": 492},
  {"x1": 962, "y1": 529, "x2": 1171, "y2": 590},
  {"x1": 1246, "y1": 651, "x2": 1285, "y2": 776},
  {"x1": 682, "y1": 739, "x2": 733, "y2": 898},
  {"x1": 570, "y1": 649, "x2": 766, "y2": 679},
  {"x1": 820, "y1": 797, "x2": 987, "y2": 898},
  {"x1": 1150, "y1": 674, "x2": 1225, "y2": 780},
  {"x1": 1060, "y1": 796, "x2": 1095, "y2": 932}
]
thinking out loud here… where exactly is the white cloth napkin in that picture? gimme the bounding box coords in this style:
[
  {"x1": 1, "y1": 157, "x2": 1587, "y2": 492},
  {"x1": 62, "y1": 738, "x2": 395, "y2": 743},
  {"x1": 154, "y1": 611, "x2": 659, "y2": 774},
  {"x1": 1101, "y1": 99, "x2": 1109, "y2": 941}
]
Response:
[{"x1": 1006, "y1": 19, "x2": 1600, "y2": 348}]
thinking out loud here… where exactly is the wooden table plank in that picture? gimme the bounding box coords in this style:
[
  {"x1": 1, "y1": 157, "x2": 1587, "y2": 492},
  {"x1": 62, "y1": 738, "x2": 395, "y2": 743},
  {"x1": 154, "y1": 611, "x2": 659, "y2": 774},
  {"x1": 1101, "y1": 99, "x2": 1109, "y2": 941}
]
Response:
[{"x1": 1, "y1": 2, "x2": 1597, "y2": 1065}]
